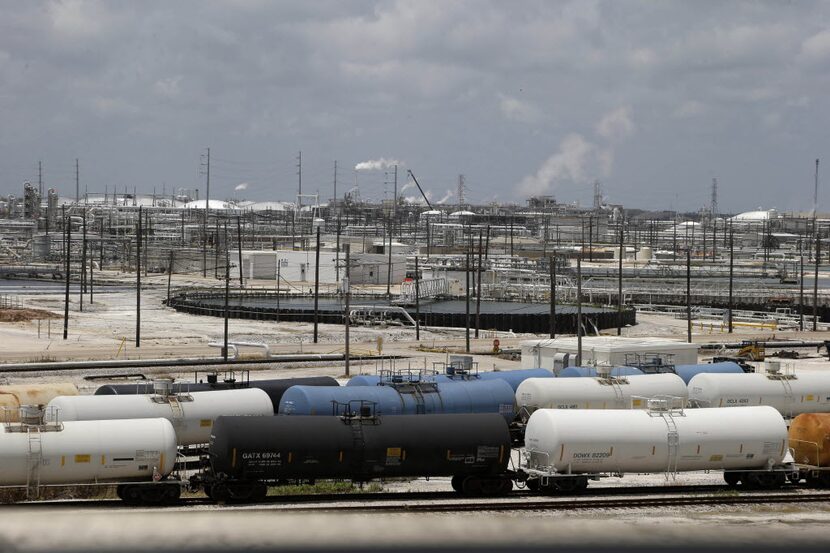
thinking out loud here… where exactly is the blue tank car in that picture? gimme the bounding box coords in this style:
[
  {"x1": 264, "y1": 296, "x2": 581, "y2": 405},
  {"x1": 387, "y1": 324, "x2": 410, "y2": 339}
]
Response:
[
  {"x1": 346, "y1": 368, "x2": 553, "y2": 391},
  {"x1": 558, "y1": 366, "x2": 645, "y2": 378},
  {"x1": 279, "y1": 379, "x2": 516, "y2": 421},
  {"x1": 673, "y1": 361, "x2": 744, "y2": 384}
]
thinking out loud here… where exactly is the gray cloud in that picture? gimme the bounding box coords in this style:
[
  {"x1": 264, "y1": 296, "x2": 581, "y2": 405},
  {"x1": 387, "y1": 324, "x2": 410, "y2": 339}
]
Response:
[{"x1": 1, "y1": 1, "x2": 829, "y2": 212}]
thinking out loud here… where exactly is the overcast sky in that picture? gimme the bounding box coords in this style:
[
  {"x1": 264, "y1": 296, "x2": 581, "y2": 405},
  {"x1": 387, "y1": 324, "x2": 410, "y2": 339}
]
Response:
[{"x1": 1, "y1": 0, "x2": 828, "y2": 212}]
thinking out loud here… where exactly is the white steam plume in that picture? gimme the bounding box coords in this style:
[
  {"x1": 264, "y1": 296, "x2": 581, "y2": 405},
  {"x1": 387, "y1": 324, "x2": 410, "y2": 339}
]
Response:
[
  {"x1": 436, "y1": 189, "x2": 454, "y2": 204},
  {"x1": 234, "y1": 182, "x2": 249, "y2": 191},
  {"x1": 354, "y1": 158, "x2": 400, "y2": 171}
]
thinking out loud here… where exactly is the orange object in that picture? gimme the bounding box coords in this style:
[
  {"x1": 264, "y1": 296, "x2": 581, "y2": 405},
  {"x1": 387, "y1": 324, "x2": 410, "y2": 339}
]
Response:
[{"x1": 789, "y1": 413, "x2": 830, "y2": 468}]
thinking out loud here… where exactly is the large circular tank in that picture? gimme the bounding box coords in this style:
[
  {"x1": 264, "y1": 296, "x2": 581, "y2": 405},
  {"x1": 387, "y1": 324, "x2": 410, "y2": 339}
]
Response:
[
  {"x1": 279, "y1": 380, "x2": 516, "y2": 421},
  {"x1": 94, "y1": 377, "x2": 338, "y2": 413},
  {"x1": 0, "y1": 384, "x2": 79, "y2": 422},
  {"x1": 0, "y1": 418, "x2": 177, "y2": 486},
  {"x1": 524, "y1": 406, "x2": 787, "y2": 474},
  {"x1": 516, "y1": 373, "x2": 688, "y2": 411},
  {"x1": 210, "y1": 413, "x2": 511, "y2": 485},
  {"x1": 673, "y1": 362, "x2": 744, "y2": 384},
  {"x1": 558, "y1": 366, "x2": 644, "y2": 378},
  {"x1": 346, "y1": 368, "x2": 553, "y2": 391},
  {"x1": 46, "y1": 388, "x2": 273, "y2": 445},
  {"x1": 687, "y1": 372, "x2": 830, "y2": 416},
  {"x1": 789, "y1": 413, "x2": 830, "y2": 467}
]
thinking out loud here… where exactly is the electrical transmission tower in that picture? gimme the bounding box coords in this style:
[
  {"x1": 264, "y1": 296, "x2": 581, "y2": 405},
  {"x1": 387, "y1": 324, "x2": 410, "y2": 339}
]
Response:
[
  {"x1": 593, "y1": 180, "x2": 602, "y2": 210},
  {"x1": 710, "y1": 178, "x2": 718, "y2": 217},
  {"x1": 457, "y1": 174, "x2": 466, "y2": 205}
]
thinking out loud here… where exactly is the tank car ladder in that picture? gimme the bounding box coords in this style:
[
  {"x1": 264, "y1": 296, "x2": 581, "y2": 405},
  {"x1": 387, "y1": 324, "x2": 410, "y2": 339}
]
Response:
[
  {"x1": 661, "y1": 413, "x2": 680, "y2": 481},
  {"x1": 26, "y1": 427, "x2": 42, "y2": 500}
]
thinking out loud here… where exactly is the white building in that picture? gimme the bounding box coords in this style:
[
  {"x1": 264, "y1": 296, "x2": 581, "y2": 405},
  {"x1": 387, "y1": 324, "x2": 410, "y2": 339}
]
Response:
[{"x1": 520, "y1": 336, "x2": 699, "y2": 371}]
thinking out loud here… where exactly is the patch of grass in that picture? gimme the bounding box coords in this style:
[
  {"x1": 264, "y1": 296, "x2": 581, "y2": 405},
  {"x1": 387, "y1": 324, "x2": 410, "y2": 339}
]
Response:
[
  {"x1": 0, "y1": 485, "x2": 118, "y2": 504},
  {"x1": 266, "y1": 481, "x2": 383, "y2": 496}
]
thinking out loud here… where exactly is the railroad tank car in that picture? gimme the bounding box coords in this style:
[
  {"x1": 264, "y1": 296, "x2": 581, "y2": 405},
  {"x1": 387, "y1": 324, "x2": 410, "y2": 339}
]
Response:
[
  {"x1": 279, "y1": 379, "x2": 516, "y2": 421},
  {"x1": 204, "y1": 413, "x2": 513, "y2": 501},
  {"x1": 673, "y1": 362, "x2": 744, "y2": 384},
  {"x1": 0, "y1": 416, "x2": 179, "y2": 502},
  {"x1": 788, "y1": 413, "x2": 830, "y2": 486},
  {"x1": 45, "y1": 388, "x2": 274, "y2": 446},
  {"x1": 558, "y1": 366, "x2": 644, "y2": 378},
  {"x1": 523, "y1": 406, "x2": 789, "y2": 492},
  {"x1": 0, "y1": 384, "x2": 79, "y2": 422},
  {"x1": 93, "y1": 376, "x2": 338, "y2": 413},
  {"x1": 515, "y1": 373, "x2": 688, "y2": 412},
  {"x1": 346, "y1": 368, "x2": 554, "y2": 391},
  {"x1": 687, "y1": 372, "x2": 830, "y2": 416}
]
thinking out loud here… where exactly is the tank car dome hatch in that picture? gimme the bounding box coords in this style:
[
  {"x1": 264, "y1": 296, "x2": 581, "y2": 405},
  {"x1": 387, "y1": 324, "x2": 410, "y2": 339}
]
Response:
[{"x1": 558, "y1": 366, "x2": 644, "y2": 378}]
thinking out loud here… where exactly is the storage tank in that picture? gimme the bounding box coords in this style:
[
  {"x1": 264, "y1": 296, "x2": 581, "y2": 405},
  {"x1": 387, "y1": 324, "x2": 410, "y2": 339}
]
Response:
[
  {"x1": 0, "y1": 384, "x2": 79, "y2": 422},
  {"x1": 558, "y1": 367, "x2": 644, "y2": 378},
  {"x1": 788, "y1": 413, "x2": 830, "y2": 468},
  {"x1": 0, "y1": 418, "x2": 177, "y2": 486},
  {"x1": 279, "y1": 380, "x2": 516, "y2": 421},
  {"x1": 94, "y1": 376, "x2": 338, "y2": 413},
  {"x1": 524, "y1": 406, "x2": 787, "y2": 476},
  {"x1": 46, "y1": 388, "x2": 273, "y2": 445},
  {"x1": 209, "y1": 413, "x2": 512, "y2": 498},
  {"x1": 346, "y1": 369, "x2": 553, "y2": 391},
  {"x1": 673, "y1": 362, "x2": 744, "y2": 384},
  {"x1": 516, "y1": 373, "x2": 688, "y2": 412},
  {"x1": 687, "y1": 372, "x2": 830, "y2": 417}
]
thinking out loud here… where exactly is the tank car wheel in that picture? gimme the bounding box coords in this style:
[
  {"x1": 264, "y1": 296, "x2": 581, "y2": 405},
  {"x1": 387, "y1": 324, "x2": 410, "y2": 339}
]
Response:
[
  {"x1": 525, "y1": 479, "x2": 540, "y2": 492},
  {"x1": 162, "y1": 485, "x2": 181, "y2": 504},
  {"x1": 553, "y1": 476, "x2": 588, "y2": 494},
  {"x1": 121, "y1": 486, "x2": 143, "y2": 505},
  {"x1": 451, "y1": 475, "x2": 466, "y2": 493},
  {"x1": 203, "y1": 485, "x2": 214, "y2": 500},
  {"x1": 140, "y1": 487, "x2": 164, "y2": 505},
  {"x1": 250, "y1": 483, "x2": 268, "y2": 502},
  {"x1": 723, "y1": 471, "x2": 742, "y2": 487},
  {"x1": 210, "y1": 482, "x2": 231, "y2": 503},
  {"x1": 116, "y1": 485, "x2": 125, "y2": 500},
  {"x1": 460, "y1": 476, "x2": 484, "y2": 496},
  {"x1": 745, "y1": 472, "x2": 785, "y2": 489}
]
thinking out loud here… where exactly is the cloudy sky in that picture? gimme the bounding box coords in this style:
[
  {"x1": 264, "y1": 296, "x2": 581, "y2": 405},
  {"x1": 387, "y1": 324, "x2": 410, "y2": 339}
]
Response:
[{"x1": 0, "y1": 0, "x2": 828, "y2": 212}]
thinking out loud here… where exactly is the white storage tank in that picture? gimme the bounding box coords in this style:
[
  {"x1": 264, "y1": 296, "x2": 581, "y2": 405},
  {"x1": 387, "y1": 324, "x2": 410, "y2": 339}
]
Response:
[
  {"x1": 0, "y1": 384, "x2": 79, "y2": 422},
  {"x1": 524, "y1": 406, "x2": 787, "y2": 475},
  {"x1": 687, "y1": 372, "x2": 830, "y2": 417},
  {"x1": 0, "y1": 418, "x2": 177, "y2": 486},
  {"x1": 45, "y1": 388, "x2": 273, "y2": 445},
  {"x1": 516, "y1": 373, "x2": 688, "y2": 412}
]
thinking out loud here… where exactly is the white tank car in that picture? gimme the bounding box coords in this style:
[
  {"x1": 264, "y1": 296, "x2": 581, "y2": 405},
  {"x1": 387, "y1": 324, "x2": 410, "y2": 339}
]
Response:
[
  {"x1": 688, "y1": 372, "x2": 830, "y2": 417},
  {"x1": 45, "y1": 388, "x2": 273, "y2": 446},
  {"x1": 0, "y1": 418, "x2": 177, "y2": 485},
  {"x1": 524, "y1": 406, "x2": 787, "y2": 475},
  {"x1": 515, "y1": 373, "x2": 688, "y2": 412}
]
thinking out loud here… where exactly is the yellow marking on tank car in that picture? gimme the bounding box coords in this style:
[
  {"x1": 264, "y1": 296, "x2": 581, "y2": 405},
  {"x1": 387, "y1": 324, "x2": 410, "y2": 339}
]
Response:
[
  {"x1": 160, "y1": 453, "x2": 165, "y2": 473},
  {"x1": 806, "y1": 394, "x2": 815, "y2": 402},
  {"x1": 709, "y1": 454, "x2": 723, "y2": 462},
  {"x1": 288, "y1": 452, "x2": 293, "y2": 463},
  {"x1": 101, "y1": 455, "x2": 105, "y2": 465},
  {"x1": 75, "y1": 454, "x2": 90, "y2": 463},
  {"x1": 386, "y1": 447, "x2": 402, "y2": 458},
  {"x1": 402, "y1": 449, "x2": 406, "y2": 461},
  {"x1": 339, "y1": 451, "x2": 344, "y2": 462},
  {"x1": 200, "y1": 419, "x2": 212, "y2": 427},
  {"x1": 60, "y1": 456, "x2": 65, "y2": 467},
  {"x1": 231, "y1": 448, "x2": 237, "y2": 468},
  {"x1": 632, "y1": 399, "x2": 642, "y2": 407}
]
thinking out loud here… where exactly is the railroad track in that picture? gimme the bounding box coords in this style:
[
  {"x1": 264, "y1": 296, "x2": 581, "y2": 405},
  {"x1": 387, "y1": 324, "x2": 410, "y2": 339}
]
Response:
[
  {"x1": 280, "y1": 491, "x2": 830, "y2": 513},
  {"x1": 11, "y1": 484, "x2": 829, "y2": 510}
]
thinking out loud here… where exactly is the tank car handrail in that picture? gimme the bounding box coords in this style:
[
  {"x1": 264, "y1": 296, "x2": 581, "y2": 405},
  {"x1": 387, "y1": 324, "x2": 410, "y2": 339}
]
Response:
[{"x1": 789, "y1": 438, "x2": 824, "y2": 469}]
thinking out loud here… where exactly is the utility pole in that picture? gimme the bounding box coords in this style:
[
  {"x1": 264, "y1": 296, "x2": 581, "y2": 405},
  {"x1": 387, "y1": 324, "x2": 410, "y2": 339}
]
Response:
[
  {"x1": 415, "y1": 255, "x2": 421, "y2": 341},
  {"x1": 814, "y1": 234, "x2": 820, "y2": 331},
  {"x1": 393, "y1": 164, "x2": 398, "y2": 218},
  {"x1": 333, "y1": 160, "x2": 338, "y2": 213},
  {"x1": 63, "y1": 207, "x2": 70, "y2": 340},
  {"x1": 799, "y1": 250, "x2": 805, "y2": 331},
  {"x1": 38, "y1": 161, "x2": 43, "y2": 198},
  {"x1": 465, "y1": 243, "x2": 471, "y2": 353},
  {"x1": 475, "y1": 230, "x2": 483, "y2": 338},
  {"x1": 136, "y1": 206, "x2": 142, "y2": 348},
  {"x1": 313, "y1": 227, "x2": 321, "y2": 343},
  {"x1": 576, "y1": 255, "x2": 583, "y2": 366},
  {"x1": 237, "y1": 216, "x2": 244, "y2": 288},
  {"x1": 202, "y1": 147, "x2": 210, "y2": 277},
  {"x1": 728, "y1": 226, "x2": 734, "y2": 333},
  {"x1": 617, "y1": 219, "x2": 624, "y2": 335},
  {"x1": 344, "y1": 244, "x2": 351, "y2": 376},
  {"x1": 167, "y1": 250, "x2": 174, "y2": 305},
  {"x1": 549, "y1": 256, "x2": 556, "y2": 339},
  {"x1": 80, "y1": 211, "x2": 86, "y2": 312},
  {"x1": 686, "y1": 249, "x2": 692, "y2": 343},
  {"x1": 386, "y1": 218, "x2": 393, "y2": 298},
  {"x1": 223, "y1": 221, "x2": 230, "y2": 361},
  {"x1": 75, "y1": 158, "x2": 79, "y2": 204}
]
